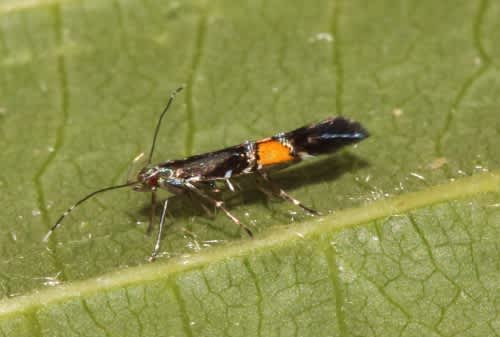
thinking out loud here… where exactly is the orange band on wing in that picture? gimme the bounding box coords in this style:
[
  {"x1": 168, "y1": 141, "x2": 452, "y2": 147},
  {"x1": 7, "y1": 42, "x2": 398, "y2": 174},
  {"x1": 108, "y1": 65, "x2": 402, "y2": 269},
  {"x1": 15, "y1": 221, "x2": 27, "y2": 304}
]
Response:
[{"x1": 257, "y1": 139, "x2": 295, "y2": 166}]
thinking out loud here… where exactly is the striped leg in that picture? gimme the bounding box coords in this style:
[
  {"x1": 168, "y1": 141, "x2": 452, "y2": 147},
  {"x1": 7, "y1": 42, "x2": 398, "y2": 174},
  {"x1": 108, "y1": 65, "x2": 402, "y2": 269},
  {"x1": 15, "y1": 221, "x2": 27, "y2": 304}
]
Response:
[
  {"x1": 149, "y1": 198, "x2": 169, "y2": 262},
  {"x1": 257, "y1": 172, "x2": 320, "y2": 215},
  {"x1": 186, "y1": 189, "x2": 214, "y2": 217},
  {"x1": 184, "y1": 182, "x2": 253, "y2": 238}
]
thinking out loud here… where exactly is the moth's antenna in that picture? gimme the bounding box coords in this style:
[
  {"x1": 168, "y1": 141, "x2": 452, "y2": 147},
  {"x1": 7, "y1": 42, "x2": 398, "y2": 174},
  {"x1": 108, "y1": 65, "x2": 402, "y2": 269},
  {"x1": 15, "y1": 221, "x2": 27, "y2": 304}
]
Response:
[
  {"x1": 147, "y1": 86, "x2": 184, "y2": 164},
  {"x1": 43, "y1": 181, "x2": 137, "y2": 242}
]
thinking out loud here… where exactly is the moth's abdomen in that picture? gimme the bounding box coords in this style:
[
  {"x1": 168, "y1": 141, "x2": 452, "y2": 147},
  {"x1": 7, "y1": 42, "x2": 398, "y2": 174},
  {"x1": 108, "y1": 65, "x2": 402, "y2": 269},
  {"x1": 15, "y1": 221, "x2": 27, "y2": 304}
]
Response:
[
  {"x1": 286, "y1": 117, "x2": 369, "y2": 157},
  {"x1": 256, "y1": 138, "x2": 296, "y2": 167}
]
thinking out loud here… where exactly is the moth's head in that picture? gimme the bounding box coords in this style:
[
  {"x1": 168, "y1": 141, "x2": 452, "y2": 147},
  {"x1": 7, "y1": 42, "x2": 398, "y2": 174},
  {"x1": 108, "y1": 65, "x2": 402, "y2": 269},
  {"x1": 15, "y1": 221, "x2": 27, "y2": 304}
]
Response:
[
  {"x1": 133, "y1": 166, "x2": 159, "y2": 191},
  {"x1": 127, "y1": 153, "x2": 159, "y2": 191},
  {"x1": 134, "y1": 166, "x2": 175, "y2": 192}
]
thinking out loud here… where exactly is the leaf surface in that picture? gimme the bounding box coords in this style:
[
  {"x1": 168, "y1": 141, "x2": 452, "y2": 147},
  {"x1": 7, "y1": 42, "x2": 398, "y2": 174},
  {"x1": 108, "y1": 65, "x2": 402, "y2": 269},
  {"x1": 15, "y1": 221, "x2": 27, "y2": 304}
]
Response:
[{"x1": 0, "y1": 0, "x2": 499, "y2": 336}]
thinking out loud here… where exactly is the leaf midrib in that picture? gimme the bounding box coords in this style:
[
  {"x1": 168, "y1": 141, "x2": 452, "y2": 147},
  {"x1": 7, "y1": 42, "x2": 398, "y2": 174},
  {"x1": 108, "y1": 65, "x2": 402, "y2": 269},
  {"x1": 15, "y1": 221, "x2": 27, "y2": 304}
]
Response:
[{"x1": 0, "y1": 169, "x2": 498, "y2": 317}]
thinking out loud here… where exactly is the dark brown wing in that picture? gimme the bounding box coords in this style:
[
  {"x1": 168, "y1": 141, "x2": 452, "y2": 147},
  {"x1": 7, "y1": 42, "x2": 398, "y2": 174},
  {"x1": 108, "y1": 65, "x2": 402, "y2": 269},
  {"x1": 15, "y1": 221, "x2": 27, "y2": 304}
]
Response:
[{"x1": 161, "y1": 143, "x2": 254, "y2": 181}]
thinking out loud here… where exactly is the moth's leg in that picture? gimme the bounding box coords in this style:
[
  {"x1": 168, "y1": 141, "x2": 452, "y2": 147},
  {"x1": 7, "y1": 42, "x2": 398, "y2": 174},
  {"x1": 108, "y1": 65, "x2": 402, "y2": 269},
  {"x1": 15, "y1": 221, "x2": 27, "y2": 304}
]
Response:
[
  {"x1": 256, "y1": 172, "x2": 320, "y2": 215},
  {"x1": 147, "y1": 189, "x2": 157, "y2": 234},
  {"x1": 255, "y1": 182, "x2": 275, "y2": 199},
  {"x1": 186, "y1": 189, "x2": 214, "y2": 217},
  {"x1": 225, "y1": 179, "x2": 235, "y2": 192},
  {"x1": 149, "y1": 198, "x2": 169, "y2": 262},
  {"x1": 184, "y1": 182, "x2": 253, "y2": 238}
]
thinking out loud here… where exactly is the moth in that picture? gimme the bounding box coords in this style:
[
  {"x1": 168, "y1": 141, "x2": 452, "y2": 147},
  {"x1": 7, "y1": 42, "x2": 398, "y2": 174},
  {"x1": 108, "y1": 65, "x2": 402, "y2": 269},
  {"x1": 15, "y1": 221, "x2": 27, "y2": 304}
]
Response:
[{"x1": 45, "y1": 87, "x2": 369, "y2": 261}]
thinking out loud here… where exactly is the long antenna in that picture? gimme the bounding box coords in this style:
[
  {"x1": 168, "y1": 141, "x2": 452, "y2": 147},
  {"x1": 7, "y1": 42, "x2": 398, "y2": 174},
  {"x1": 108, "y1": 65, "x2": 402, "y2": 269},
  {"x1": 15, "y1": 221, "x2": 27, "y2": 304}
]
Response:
[
  {"x1": 43, "y1": 181, "x2": 137, "y2": 242},
  {"x1": 147, "y1": 86, "x2": 184, "y2": 164}
]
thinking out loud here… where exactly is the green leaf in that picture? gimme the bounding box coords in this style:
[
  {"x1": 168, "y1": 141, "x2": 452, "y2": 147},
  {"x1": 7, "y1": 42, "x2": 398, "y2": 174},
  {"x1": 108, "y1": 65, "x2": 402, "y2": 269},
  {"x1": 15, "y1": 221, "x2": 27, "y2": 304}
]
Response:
[{"x1": 0, "y1": 0, "x2": 499, "y2": 336}]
